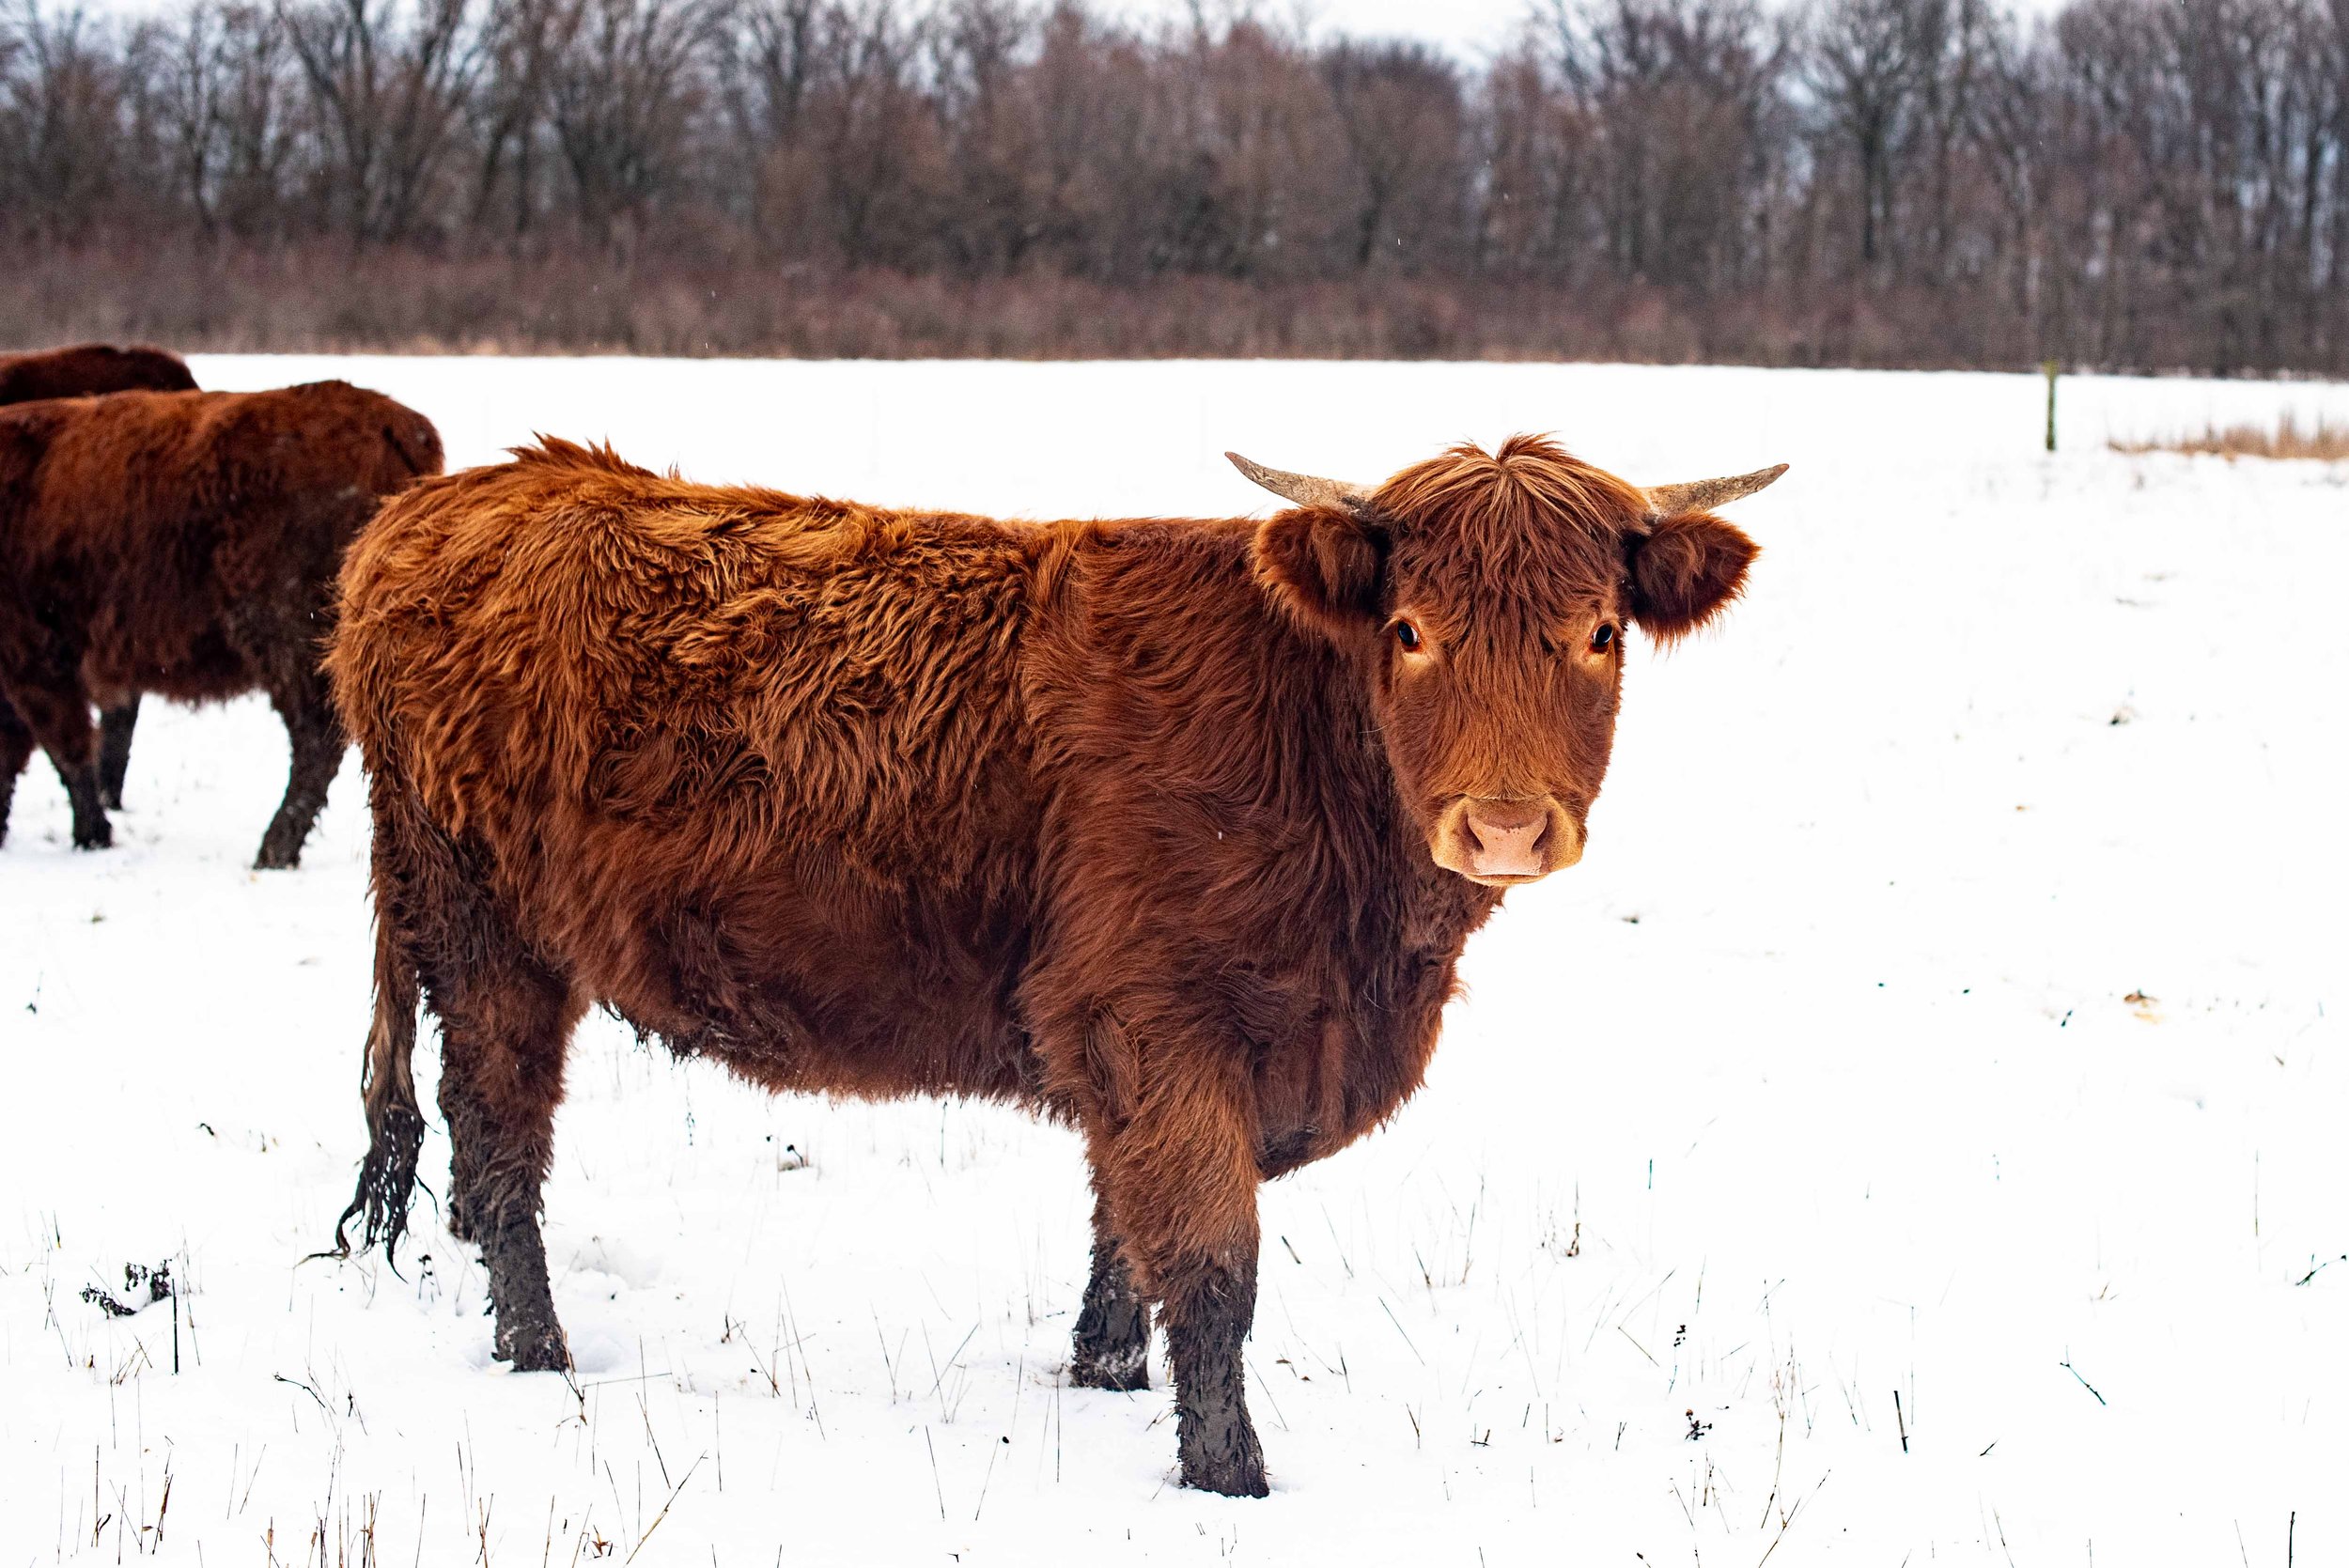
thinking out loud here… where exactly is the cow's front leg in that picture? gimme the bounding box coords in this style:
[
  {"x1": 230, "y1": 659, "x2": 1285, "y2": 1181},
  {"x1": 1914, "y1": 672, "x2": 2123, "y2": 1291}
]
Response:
[
  {"x1": 1095, "y1": 1053, "x2": 1268, "y2": 1497},
  {"x1": 1071, "y1": 1188, "x2": 1151, "y2": 1390},
  {"x1": 1165, "y1": 1222, "x2": 1264, "y2": 1497}
]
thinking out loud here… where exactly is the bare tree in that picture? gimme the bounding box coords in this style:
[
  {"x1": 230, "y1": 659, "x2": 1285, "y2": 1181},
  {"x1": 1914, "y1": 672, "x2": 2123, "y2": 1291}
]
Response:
[
  {"x1": 717, "y1": 0, "x2": 826, "y2": 250},
  {"x1": 146, "y1": 3, "x2": 298, "y2": 238},
  {"x1": 1804, "y1": 0, "x2": 1926, "y2": 272},
  {"x1": 543, "y1": 0, "x2": 715, "y2": 252},
  {"x1": 1324, "y1": 39, "x2": 1467, "y2": 272},
  {"x1": 279, "y1": 0, "x2": 478, "y2": 242},
  {"x1": 1550, "y1": 0, "x2": 1782, "y2": 292},
  {"x1": 0, "y1": 0, "x2": 134, "y2": 241},
  {"x1": 811, "y1": 0, "x2": 930, "y2": 267},
  {"x1": 462, "y1": 0, "x2": 565, "y2": 243}
]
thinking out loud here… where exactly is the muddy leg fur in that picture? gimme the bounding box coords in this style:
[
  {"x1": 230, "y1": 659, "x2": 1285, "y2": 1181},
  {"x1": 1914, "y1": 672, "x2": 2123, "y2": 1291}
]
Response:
[
  {"x1": 97, "y1": 694, "x2": 139, "y2": 811},
  {"x1": 1093, "y1": 1053, "x2": 1268, "y2": 1497},
  {"x1": 1165, "y1": 1252, "x2": 1263, "y2": 1496},
  {"x1": 1070, "y1": 1189, "x2": 1152, "y2": 1391},
  {"x1": 436, "y1": 970, "x2": 580, "y2": 1371},
  {"x1": 255, "y1": 674, "x2": 343, "y2": 869},
  {"x1": 334, "y1": 781, "x2": 579, "y2": 1372}
]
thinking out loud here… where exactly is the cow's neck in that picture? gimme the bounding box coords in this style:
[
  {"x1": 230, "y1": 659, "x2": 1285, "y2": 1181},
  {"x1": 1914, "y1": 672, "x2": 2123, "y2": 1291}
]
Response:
[
  {"x1": 1030, "y1": 517, "x2": 1502, "y2": 1170},
  {"x1": 1251, "y1": 617, "x2": 1503, "y2": 1172}
]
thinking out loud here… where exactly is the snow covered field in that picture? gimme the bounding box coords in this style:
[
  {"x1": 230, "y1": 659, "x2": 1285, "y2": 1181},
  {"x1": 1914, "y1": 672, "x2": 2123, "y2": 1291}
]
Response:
[{"x1": 3, "y1": 357, "x2": 2342, "y2": 1564}]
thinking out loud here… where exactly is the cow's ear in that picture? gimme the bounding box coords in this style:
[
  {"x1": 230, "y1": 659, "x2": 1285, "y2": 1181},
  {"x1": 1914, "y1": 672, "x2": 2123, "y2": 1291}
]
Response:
[
  {"x1": 1626, "y1": 512, "x2": 1757, "y2": 644},
  {"x1": 1252, "y1": 507, "x2": 1386, "y2": 638}
]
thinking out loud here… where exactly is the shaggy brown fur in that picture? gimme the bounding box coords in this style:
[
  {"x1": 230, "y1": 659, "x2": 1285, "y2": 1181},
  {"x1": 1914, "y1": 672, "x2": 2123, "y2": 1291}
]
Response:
[
  {"x1": 329, "y1": 433, "x2": 1766, "y2": 1496},
  {"x1": 0, "y1": 383, "x2": 442, "y2": 864},
  {"x1": 0, "y1": 343, "x2": 202, "y2": 806}
]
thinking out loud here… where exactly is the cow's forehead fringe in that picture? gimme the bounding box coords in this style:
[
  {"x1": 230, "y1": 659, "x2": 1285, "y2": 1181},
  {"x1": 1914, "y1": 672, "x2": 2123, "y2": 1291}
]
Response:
[{"x1": 1372, "y1": 434, "x2": 1640, "y2": 586}]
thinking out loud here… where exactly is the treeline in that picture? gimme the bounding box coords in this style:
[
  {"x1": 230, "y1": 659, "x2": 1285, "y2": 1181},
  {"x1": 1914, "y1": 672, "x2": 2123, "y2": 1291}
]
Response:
[{"x1": 4, "y1": 0, "x2": 2346, "y2": 370}]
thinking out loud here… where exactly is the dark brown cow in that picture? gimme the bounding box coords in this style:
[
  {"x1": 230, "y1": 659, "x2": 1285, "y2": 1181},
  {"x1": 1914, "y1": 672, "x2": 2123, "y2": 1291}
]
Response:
[
  {"x1": 0, "y1": 343, "x2": 197, "y2": 405},
  {"x1": 0, "y1": 343, "x2": 203, "y2": 807},
  {"x1": 329, "y1": 434, "x2": 1781, "y2": 1495},
  {"x1": 0, "y1": 383, "x2": 443, "y2": 865}
]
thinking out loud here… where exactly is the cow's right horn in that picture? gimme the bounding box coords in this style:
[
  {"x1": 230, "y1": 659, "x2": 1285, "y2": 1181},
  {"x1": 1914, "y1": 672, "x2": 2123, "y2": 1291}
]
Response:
[{"x1": 1225, "y1": 452, "x2": 1379, "y2": 519}]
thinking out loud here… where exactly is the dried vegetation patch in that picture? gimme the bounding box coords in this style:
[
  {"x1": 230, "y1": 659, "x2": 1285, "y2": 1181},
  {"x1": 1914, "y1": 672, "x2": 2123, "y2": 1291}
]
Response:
[{"x1": 2111, "y1": 414, "x2": 2349, "y2": 460}]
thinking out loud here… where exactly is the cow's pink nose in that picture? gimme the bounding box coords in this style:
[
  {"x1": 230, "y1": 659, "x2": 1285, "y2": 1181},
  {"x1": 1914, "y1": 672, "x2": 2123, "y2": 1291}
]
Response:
[{"x1": 1465, "y1": 800, "x2": 1549, "y2": 877}]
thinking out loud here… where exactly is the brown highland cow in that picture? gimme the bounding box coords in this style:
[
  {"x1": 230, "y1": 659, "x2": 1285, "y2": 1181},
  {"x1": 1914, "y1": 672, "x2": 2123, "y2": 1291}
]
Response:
[
  {"x1": 0, "y1": 382, "x2": 442, "y2": 865},
  {"x1": 330, "y1": 434, "x2": 1781, "y2": 1496},
  {"x1": 0, "y1": 343, "x2": 203, "y2": 809}
]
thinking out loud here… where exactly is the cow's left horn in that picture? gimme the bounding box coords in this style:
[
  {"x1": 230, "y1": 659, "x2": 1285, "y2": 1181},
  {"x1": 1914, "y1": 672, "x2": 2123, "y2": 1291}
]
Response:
[
  {"x1": 1225, "y1": 452, "x2": 1379, "y2": 519},
  {"x1": 1643, "y1": 463, "x2": 1789, "y2": 521}
]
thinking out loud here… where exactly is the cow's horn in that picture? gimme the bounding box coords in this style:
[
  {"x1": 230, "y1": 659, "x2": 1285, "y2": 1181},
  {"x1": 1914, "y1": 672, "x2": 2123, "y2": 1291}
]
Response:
[
  {"x1": 1225, "y1": 452, "x2": 1379, "y2": 518},
  {"x1": 1643, "y1": 463, "x2": 1789, "y2": 521}
]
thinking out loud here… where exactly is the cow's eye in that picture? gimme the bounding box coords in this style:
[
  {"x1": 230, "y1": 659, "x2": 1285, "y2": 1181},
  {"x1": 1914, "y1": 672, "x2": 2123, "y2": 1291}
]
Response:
[
  {"x1": 1393, "y1": 619, "x2": 1423, "y2": 653},
  {"x1": 1590, "y1": 623, "x2": 1618, "y2": 653}
]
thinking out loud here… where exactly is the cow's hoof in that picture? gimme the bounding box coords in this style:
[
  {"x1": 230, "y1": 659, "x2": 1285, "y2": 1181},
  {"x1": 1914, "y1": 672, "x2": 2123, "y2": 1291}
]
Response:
[
  {"x1": 1071, "y1": 1343, "x2": 1150, "y2": 1391},
  {"x1": 253, "y1": 840, "x2": 302, "y2": 871},
  {"x1": 494, "y1": 1318, "x2": 571, "y2": 1373},
  {"x1": 1179, "y1": 1416, "x2": 1268, "y2": 1498},
  {"x1": 72, "y1": 821, "x2": 113, "y2": 850},
  {"x1": 98, "y1": 788, "x2": 123, "y2": 811},
  {"x1": 1180, "y1": 1451, "x2": 1269, "y2": 1498}
]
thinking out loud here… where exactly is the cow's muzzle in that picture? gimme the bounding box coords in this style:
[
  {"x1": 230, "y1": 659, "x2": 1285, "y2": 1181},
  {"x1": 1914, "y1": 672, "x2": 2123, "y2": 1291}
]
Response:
[{"x1": 1430, "y1": 796, "x2": 1582, "y2": 885}]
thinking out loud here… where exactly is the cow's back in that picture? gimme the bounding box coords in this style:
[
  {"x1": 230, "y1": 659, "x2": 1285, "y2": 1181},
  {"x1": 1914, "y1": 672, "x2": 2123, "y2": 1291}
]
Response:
[
  {"x1": 335, "y1": 441, "x2": 1048, "y2": 1089},
  {"x1": 0, "y1": 344, "x2": 196, "y2": 405}
]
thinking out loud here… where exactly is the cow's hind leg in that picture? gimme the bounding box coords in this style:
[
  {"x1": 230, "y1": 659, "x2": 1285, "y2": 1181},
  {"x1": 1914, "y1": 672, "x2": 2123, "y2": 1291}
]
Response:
[
  {"x1": 1071, "y1": 1188, "x2": 1152, "y2": 1390},
  {"x1": 255, "y1": 671, "x2": 343, "y2": 869},
  {"x1": 0, "y1": 697, "x2": 32, "y2": 847},
  {"x1": 97, "y1": 692, "x2": 139, "y2": 810},
  {"x1": 343, "y1": 777, "x2": 577, "y2": 1369},
  {"x1": 432, "y1": 957, "x2": 583, "y2": 1372},
  {"x1": 0, "y1": 649, "x2": 109, "y2": 848}
]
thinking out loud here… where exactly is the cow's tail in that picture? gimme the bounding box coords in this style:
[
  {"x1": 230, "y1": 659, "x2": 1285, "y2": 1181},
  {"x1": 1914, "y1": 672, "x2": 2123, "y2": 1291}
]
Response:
[{"x1": 328, "y1": 900, "x2": 426, "y2": 1265}]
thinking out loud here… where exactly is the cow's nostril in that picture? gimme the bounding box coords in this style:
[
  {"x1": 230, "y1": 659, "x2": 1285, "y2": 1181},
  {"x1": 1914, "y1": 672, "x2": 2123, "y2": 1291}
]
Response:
[
  {"x1": 1471, "y1": 818, "x2": 1533, "y2": 851},
  {"x1": 1467, "y1": 801, "x2": 1545, "y2": 844}
]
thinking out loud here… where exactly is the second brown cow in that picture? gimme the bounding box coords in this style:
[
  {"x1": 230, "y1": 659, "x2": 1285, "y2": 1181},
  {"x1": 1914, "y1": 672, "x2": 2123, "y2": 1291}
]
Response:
[
  {"x1": 0, "y1": 382, "x2": 442, "y2": 864},
  {"x1": 329, "y1": 434, "x2": 1780, "y2": 1495},
  {"x1": 0, "y1": 342, "x2": 203, "y2": 809}
]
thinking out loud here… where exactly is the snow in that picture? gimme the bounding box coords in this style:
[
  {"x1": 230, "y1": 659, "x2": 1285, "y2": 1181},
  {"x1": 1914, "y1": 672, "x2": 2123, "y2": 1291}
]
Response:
[{"x1": 3, "y1": 357, "x2": 2343, "y2": 1563}]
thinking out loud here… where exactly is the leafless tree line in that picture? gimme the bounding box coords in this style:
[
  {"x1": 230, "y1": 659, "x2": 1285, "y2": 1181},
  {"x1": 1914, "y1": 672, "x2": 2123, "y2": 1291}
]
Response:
[{"x1": 5, "y1": 0, "x2": 2347, "y2": 369}]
